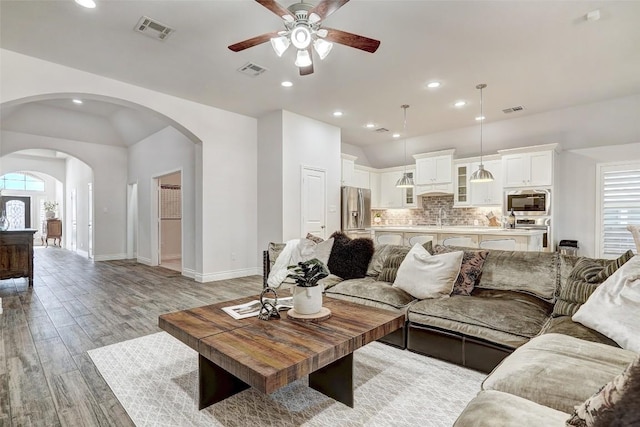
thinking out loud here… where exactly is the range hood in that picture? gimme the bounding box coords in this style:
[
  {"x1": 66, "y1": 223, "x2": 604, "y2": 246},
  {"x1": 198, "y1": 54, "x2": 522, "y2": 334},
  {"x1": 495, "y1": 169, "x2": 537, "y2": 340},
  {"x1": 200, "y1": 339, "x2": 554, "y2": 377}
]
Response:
[{"x1": 415, "y1": 183, "x2": 454, "y2": 196}]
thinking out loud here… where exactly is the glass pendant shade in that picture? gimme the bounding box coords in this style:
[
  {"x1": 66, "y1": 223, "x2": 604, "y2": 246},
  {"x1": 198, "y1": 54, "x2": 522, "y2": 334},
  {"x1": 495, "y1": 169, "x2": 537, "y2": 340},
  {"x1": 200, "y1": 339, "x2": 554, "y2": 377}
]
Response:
[
  {"x1": 469, "y1": 164, "x2": 494, "y2": 182},
  {"x1": 313, "y1": 39, "x2": 333, "y2": 60},
  {"x1": 469, "y1": 83, "x2": 494, "y2": 183},
  {"x1": 294, "y1": 49, "x2": 312, "y2": 67},
  {"x1": 270, "y1": 36, "x2": 290, "y2": 57},
  {"x1": 396, "y1": 172, "x2": 415, "y2": 188}
]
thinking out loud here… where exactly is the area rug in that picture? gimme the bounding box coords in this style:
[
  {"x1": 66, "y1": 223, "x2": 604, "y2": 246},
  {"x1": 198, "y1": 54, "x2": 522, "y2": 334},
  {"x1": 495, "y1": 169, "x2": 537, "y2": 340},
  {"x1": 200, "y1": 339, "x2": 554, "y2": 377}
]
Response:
[{"x1": 88, "y1": 332, "x2": 485, "y2": 426}]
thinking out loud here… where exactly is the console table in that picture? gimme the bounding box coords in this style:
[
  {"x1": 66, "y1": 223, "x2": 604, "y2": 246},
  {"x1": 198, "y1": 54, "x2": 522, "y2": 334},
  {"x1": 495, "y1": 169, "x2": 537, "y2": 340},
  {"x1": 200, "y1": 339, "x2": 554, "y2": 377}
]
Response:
[
  {"x1": 0, "y1": 229, "x2": 37, "y2": 287},
  {"x1": 42, "y1": 219, "x2": 62, "y2": 247}
]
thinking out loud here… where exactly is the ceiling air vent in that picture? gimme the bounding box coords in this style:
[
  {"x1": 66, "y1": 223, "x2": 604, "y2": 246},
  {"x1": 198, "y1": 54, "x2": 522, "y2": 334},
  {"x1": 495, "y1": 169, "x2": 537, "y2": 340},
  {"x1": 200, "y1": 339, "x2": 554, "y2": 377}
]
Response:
[
  {"x1": 502, "y1": 105, "x2": 525, "y2": 114},
  {"x1": 374, "y1": 127, "x2": 389, "y2": 133},
  {"x1": 135, "y1": 16, "x2": 174, "y2": 41},
  {"x1": 237, "y1": 62, "x2": 268, "y2": 77}
]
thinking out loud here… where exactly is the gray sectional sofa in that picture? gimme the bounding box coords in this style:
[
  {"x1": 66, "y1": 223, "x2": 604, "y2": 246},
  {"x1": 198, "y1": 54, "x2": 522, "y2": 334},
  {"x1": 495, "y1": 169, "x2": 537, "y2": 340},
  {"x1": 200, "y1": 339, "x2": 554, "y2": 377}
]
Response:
[{"x1": 264, "y1": 240, "x2": 638, "y2": 424}]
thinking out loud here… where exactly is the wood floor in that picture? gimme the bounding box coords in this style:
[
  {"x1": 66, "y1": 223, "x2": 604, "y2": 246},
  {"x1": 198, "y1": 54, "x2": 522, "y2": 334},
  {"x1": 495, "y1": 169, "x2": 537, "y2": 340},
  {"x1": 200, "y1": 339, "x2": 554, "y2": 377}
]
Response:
[{"x1": 0, "y1": 247, "x2": 263, "y2": 426}]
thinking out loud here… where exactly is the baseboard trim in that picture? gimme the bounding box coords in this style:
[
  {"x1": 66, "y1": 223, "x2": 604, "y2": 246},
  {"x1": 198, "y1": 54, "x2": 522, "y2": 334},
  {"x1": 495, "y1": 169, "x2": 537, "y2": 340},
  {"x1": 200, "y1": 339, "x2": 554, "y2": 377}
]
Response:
[
  {"x1": 182, "y1": 268, "x2": 196, "y2": 279},
  {"x1": 195, "y1": 267, "x2": 261, "y2": 283},
  {"x1": 137, "y1": 256, "x2": 152, "y2": 266},
  {"x1": 76, "y1": 249, "x2": 89, "y2": 258},
  {"x1": 94, "y1": 253, "x2": 127, "y2": 262},
  {"x1": 161, "y1": 254, "x2": 181, "y2": 261}
]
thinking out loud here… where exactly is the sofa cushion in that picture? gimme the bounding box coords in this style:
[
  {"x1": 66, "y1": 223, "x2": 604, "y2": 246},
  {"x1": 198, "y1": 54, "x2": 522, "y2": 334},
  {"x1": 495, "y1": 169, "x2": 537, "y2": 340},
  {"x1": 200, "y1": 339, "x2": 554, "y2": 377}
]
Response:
[
  {"x1": 324, "y1": 277, "x2": 415, "y2": 312},
  {"x1": 476, "y1": 249, "x2": 558, "y2": 301},
  {"x1": 407, "y1": 289, "x2": 551, "y2": 349},
  {"x1": 453, "y1": 390, "x2": 569, "y2": 427},
  {"x1": 377, "y1": 242, "x2": 433, "y2": 283},
  {"x1": 326, "y1": 231, "x2": 375, "y2": 280},
  {"x1": 552, "y1": 257, "x2": 608, "y2": 317},
  {"x1": 538, "y1": 315, "x2": 618, "y2": 347},
  {"x1": 434, "y1": 245, "x2": 489, "y2": 296},
  {"x1": 482, "y1": 333, "x2": 637, "y2": 413},
  {"x1": 393, "y1": 244, "x2": 463, "y2": 299},
  {"x1": 366, "y1": 244, "x2": 396, "y2": 278},
  {"x1": 567, "y1": 355, "x2": 640, "y2": 427}
]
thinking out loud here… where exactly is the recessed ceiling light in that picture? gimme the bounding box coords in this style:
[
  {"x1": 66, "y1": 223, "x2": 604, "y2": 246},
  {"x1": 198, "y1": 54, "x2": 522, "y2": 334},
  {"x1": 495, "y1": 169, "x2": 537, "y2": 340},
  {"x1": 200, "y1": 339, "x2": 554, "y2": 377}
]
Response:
[
  {"x1": 333, "y1": 111, "x2": 343, "y2": 117},
  {"x1": 392, "y1": 133, "x2": 401, "y2": 138},
  {"x1": 72, "y1": 99, "x2": 83, "y2": 105},
  {"x1": 74, "y1": 0, "x2": 96, "y2": 9},
  {"x1": 426, "y1": 81, "x2": 441, "y2": 88},
  {"x1": 281, "y1": 81, "x2": 293, "y2": 87},
  {"x1": 475, "y1": 116, "x2": 485, "y2": 121},
  {"x1": 365, "y1": 123, "x2": 375, "y2": 128},
  {"x1": 454, "y1": 101, "x2": 467, "y2": 107}
]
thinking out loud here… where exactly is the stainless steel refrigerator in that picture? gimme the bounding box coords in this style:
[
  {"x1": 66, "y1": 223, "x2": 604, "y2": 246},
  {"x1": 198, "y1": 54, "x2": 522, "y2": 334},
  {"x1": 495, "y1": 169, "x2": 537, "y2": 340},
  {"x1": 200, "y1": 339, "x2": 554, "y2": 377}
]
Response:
[{"x1": 341, "y1": 186, "x2": 371, "y2": 232}]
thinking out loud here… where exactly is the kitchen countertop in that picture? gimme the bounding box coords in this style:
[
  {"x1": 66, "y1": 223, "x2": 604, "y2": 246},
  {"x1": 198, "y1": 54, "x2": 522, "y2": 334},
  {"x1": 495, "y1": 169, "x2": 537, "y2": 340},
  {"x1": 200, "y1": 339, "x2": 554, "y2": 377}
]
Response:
[{"x1": 370, "y1": 225, "x2": 545, "y2": 236}]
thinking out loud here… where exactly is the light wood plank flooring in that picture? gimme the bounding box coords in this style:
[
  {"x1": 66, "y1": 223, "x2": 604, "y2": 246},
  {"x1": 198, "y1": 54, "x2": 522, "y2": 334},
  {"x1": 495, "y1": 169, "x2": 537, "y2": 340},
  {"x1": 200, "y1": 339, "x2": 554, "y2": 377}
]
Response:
[{"x1": 0, "y1": 247, "x2": 263, "y2": 426}]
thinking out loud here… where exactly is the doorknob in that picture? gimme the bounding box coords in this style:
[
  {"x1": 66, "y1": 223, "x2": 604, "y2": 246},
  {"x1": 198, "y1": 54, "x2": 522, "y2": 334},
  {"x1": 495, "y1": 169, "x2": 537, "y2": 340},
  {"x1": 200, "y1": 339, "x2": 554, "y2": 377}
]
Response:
[{"x1": 321, "y1": 225, "x2": 325, "y2": 229}]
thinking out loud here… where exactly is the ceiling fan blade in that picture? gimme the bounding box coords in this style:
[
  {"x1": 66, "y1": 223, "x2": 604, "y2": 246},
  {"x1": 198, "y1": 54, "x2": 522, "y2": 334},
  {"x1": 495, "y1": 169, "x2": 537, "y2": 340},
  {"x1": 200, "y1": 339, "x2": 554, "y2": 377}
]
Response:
[
  {"x1": 323, "y1": 27, "x2": 380, "y2": 53},
  {"x1": 256, "y1": 0, "x2": 295, "y2": 21},
  {"x1": 299, "y1": 49, "x2": 314, "y2": 76},
  {"x1": 308, "y1": 0, "x2": 350, "y2": 21},
  {"x1": 228, "y1": 31, "x2": 280, "y2": 52}
]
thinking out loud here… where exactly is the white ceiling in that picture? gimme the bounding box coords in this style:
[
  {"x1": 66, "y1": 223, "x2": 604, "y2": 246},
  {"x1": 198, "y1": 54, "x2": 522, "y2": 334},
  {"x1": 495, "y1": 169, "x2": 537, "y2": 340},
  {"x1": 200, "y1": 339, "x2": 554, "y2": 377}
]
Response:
[{"x1": 1, "y1": 0, "x2": 640, "y2": 155}]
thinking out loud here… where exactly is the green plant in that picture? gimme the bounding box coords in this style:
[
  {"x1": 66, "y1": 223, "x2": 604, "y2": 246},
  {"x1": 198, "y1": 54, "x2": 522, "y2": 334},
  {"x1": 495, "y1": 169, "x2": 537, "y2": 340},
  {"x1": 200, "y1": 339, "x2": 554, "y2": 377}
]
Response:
[
  {"x1": 286, "y1": 258, "x2": 329, "y2": 287},
  {"x1": 44, "y1": 201, "x2": 58, "y2": 212}
]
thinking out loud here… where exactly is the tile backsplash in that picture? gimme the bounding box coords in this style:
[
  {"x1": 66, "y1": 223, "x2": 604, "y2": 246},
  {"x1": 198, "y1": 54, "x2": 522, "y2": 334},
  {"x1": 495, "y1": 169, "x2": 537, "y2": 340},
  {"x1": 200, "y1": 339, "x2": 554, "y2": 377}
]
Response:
[{"x1": 372, "y1": 195, "x2": 502, "y2": 227}]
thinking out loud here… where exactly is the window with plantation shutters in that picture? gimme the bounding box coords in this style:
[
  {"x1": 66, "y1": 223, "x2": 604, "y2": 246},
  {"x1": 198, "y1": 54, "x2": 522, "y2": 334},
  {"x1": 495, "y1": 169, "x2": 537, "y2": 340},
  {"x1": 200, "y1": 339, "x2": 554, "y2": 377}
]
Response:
[{"x1": 596, "y1": 162, "x2": 640, "y2": 258}]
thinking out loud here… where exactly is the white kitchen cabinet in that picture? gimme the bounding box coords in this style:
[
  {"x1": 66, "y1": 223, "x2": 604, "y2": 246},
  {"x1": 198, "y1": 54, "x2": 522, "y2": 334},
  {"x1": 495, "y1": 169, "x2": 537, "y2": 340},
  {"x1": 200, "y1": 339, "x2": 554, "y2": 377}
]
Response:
[
  {"x1": 404, "y1": 232, "x2": 437, "y2": 247},
  {"x1": 341, "y1": 155, "x2": 356, "y2": 186},
  {"x1": 378, "y1": 169, "x2": 416, "y2": 208},
  {"x1": 438, "y1": 233, "x2": 479, "y2": 248},
  {"x1": 374, "y1": 231, "x2": 404, "y2": 245},
  {"x1": 470, "y1": 159, "x2": 503, "y2": 205},
  {"x1": 369, "y1": 171, "x2": 381, "y2": 208},
  {"x1": 414, "y1": 151, "x2": 454, "y2": 185},
  {"x1": 502, "y1": 150, "x2": 553, "y2": 188},
  {"x1": 352, "y1": 167, "x2": 370, "y2": 189},
  {"x1": 454, "y1": 162, "x2": 470, "y2": 207},
  {"x1": 479, "y1": 234, "x2": 542, "y2": 252}
]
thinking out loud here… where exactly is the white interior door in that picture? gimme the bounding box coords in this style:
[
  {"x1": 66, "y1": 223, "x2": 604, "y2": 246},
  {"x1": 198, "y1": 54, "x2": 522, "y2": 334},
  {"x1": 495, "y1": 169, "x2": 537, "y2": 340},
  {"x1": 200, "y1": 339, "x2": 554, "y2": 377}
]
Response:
[{"x1": 301, "y1": 167, "x2": 327, "y2": 239}]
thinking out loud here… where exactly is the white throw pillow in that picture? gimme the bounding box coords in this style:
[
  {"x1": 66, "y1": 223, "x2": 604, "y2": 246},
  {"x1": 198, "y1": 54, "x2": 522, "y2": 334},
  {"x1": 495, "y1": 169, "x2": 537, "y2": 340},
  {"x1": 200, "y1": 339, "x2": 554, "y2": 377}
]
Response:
[
  {"x1": 392, "y1": 243, "x2": 463, "y2": 299},
  {"x1": 295, "y1": 238, "x2": 334, "y2": 267},
  {"x1": 573, "y1": 255, "x2": 640, "y2": 352}
]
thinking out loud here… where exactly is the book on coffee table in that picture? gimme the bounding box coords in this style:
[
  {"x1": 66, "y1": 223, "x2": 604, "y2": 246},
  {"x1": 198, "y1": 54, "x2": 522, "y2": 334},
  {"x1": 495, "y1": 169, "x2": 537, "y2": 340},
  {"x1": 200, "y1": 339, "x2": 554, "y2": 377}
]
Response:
[{"x1": 222, "y1": 297, "x2": 293, "y2": 319}]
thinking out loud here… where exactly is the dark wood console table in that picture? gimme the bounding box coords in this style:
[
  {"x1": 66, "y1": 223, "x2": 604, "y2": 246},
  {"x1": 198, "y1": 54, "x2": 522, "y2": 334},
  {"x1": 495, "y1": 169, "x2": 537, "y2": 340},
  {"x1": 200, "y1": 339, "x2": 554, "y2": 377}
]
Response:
[
  {"x1": 0, "y1": 229, "x2": 37, "y2": 287},
  {"x1": 42, "y1": 219, "x2": 62, "y2": 247}
]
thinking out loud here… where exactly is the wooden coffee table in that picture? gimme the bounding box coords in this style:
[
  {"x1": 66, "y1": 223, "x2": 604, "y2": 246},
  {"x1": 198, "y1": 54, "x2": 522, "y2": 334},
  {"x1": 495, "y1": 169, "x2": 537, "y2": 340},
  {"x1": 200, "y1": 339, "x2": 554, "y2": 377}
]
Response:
[{"x1": 159, "y1": 295, "x2": 404, "y2": 409}]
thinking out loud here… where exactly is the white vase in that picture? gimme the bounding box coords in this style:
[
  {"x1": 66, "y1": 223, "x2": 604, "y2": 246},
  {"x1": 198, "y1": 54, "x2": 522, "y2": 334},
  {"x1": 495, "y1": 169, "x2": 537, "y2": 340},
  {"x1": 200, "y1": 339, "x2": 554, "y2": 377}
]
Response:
[
  {"x1": 46, "y1": 211, "x2": 55, "y2": 219},
  {"x1": 292, "y1": 284, "x2": 323, "y2": 315}
]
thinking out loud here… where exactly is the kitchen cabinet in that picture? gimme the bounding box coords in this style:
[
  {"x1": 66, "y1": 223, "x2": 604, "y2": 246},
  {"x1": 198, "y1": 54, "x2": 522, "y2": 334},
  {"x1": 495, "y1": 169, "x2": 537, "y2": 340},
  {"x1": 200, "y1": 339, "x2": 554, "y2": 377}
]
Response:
[
  {"x1": 469, "y1": 159, "x2": 503, "y2": 205},
  {"x1": 454, "y1": 162, "x2": 470, "y2": 207},
  {"x1": 414, "y1": 150, "x2": 454, "y2": 185},
  {"x1": 404, "y1": 232, "x2": 437, "y2": 247},
  {"x1": 479, "y1": 234, "x2": 542, "y2": 252},
  {"x1": 501, "y1": 150, "x2": 553, "y2": 188},
  {"x1": 369, "y1": 171, "x2": 381, "y2": 208},
  {"x1": 438, "y1": 233, "x2": 479, "y2": 248},
  {"x1": 374, "y1": 231, "x2": 404, "y2": 245},
  {"x1": 341, "y1": 154, "x2": 356, "y2": 186},
  {"x1": 378, "y1": 169, "x2": 416, "y2": 208},
  {"x1": 352, "y1": 167, "x2": 370, "y2": 189}
]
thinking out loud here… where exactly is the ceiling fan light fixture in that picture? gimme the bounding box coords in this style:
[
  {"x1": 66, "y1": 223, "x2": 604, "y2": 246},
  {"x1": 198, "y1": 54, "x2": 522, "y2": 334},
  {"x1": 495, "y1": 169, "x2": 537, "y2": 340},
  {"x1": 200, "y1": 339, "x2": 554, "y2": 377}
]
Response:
[
  {"x1": 291, "y1": 26, "x2": 311, "y2": 49},
  {"x1": 295, "y1": 49, "x2": 312, "y2": 67},
  {"x1": 270, "y1": 36, "x2": 290, "y2": 57},
  {"x1": 313, "y1": 38, "x2": 333, "y2": 60}
]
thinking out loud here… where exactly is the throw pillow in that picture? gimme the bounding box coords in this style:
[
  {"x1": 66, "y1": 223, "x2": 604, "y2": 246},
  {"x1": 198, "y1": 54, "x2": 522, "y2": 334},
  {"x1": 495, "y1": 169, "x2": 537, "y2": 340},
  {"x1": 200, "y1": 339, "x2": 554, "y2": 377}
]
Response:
[
  {"x1": 266, "y1": 238, "x2": 334, "y2": 288},
  {"x1": 592, "y1": 357, "x2": 640, "y2": 427},
  {"x1": 326, "y1": 231, "x2": 375, "y2": 280},
  {"x1": 392, "y1": 243, "x2": 463, "y2": 299},
  {"x1": 588, "y1": 250, "x2": 634, "y2": 283},
  {"x1": 572, "y1": 255, "x2": 640, "y2": 352},
  {"x1": 433, "y1": 245, "x2": 489, "y2": 296},
  {"x1": 305, "y1": 233, "x2": 324, "y2": 243},
  {"x1": 552, "y1": 258, "x2": 607, "y2": 317},
  {"x1": 377, "y1": 242, "x2": 433, "y2": 283},
  {"x1": 567, "y1": 356, "x2": 640, "y2": 427}
]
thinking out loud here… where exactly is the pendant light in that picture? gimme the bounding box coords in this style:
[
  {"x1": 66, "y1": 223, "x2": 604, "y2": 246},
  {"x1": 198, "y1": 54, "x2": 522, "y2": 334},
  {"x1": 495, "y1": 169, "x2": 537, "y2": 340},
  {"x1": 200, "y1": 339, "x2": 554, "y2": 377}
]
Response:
[
  {"x1": 396, "y1": 104, "x2": 415, "y2": 188},
  {"x1": 470, "y1": 84, "x2": 495, "y2": 182}
]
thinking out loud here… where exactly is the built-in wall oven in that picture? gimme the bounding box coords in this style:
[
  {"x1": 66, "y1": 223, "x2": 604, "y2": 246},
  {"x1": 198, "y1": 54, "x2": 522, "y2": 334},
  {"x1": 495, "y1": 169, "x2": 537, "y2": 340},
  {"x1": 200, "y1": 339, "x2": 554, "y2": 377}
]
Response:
[
  {"x1": 505, "y1": 189, "x2": 550, "y2": 216},
  {"x1": 516, "y1": 217, "x2": 551, "y2": 252}
]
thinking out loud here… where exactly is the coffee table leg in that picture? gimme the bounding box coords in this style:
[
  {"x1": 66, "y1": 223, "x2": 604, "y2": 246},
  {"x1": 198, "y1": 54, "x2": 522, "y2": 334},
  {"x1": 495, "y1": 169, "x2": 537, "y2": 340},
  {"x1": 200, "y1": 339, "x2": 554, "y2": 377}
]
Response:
[
  {"x1": 198, "y1": 354, "x2": 250, "y2": 410},
  {"x1": 309, "y1": 353, "x2": 354, "y2": 408}
]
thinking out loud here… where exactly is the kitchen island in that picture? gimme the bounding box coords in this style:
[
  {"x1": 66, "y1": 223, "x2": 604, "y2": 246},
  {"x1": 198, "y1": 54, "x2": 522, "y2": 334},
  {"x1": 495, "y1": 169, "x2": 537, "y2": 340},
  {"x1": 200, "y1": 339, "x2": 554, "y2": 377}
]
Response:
[{"x1": 371, "y1": 226, "x2": 545, "y2": 252}]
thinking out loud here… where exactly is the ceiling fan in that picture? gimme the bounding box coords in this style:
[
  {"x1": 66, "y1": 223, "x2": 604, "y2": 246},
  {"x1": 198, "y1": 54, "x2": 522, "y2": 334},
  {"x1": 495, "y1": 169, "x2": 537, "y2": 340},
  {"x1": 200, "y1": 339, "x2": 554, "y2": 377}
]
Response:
[{"x1": 228, "y1": 0, "x2": 381, "y2": 76}]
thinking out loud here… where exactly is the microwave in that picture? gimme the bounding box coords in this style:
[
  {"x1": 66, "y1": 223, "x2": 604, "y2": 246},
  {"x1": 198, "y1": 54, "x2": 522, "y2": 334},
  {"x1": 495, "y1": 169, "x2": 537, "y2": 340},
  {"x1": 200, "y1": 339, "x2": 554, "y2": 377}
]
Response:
[{"x1": 505, "y1": 189, "x2": 550, "y2": 216}]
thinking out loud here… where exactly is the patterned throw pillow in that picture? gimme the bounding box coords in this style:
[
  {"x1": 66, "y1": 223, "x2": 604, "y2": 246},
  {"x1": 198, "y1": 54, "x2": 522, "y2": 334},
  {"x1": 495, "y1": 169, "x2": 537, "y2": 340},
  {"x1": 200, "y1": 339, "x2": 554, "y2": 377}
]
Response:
[
  {"x1": 567, "y1": 356, "x2": 640, "y2": 427},
  {"x1": 326, "y1": 231, "x2": 375, "y2": 280},
  {"x1": 433, "y1": 245, "x2": 489, "y2": 296},
  {"x1": 305, "y1": 233, "x2": 324, "y2": 243},
  {"x1": 378, "y1": 242, "x2": 433, "y2": 283},
  {"x1": 553, "y1": 252, "x2": 635, "y2": 317}
]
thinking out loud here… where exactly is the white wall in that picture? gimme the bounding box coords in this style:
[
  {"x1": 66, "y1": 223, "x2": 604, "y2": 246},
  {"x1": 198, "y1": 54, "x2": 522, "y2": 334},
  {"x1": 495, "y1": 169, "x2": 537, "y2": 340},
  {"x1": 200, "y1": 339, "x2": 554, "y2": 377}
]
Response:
[
  {"x1": 556, "y1": 142, "x2": 640, "y2": 257},
  {"x1": 341, "y1": 142, "x2": 372, "y2": 167},
  {"x1": 257, "y1": 110, "x2": 341, "y2": 251},
  {"x1": 128, "y1": 128, "x2": 194, "y2": 273},
  {"x1": 65, "y1": 156, "x2": 93, "y2": 255},
  {"x1": 1, "y1": 49, "x2": 259, "y2": 281}
]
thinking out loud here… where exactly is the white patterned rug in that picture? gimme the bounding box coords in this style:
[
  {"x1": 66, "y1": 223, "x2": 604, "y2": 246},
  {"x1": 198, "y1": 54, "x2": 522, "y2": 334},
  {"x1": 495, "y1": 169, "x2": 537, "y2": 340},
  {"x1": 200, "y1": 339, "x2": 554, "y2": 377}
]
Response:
[{"x1": 88, "y1": 332, "x2": 485, "y2": 427}]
